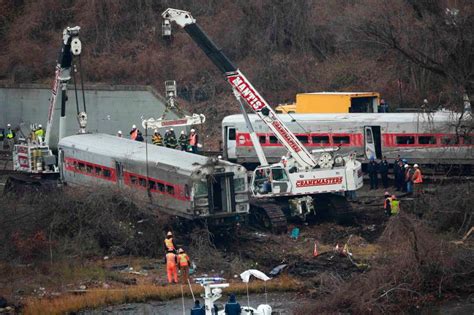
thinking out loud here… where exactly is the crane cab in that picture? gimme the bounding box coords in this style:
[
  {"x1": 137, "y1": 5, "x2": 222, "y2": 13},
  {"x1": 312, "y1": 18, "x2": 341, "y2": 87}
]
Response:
[{"x1": 252, "y1": 165, "x2": 292, "y2": 196}]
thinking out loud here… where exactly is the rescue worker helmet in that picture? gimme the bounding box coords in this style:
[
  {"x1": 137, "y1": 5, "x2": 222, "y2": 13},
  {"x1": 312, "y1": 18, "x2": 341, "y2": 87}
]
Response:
[
  {"x1": 404, "y1": 164, "x2": 409, "y2": 168},
  {"x1": 384, "y1": 191, "x2": 390, "y2": 196},
  {"x1": 178, "y1": 248, "x2": 184, "y2": 253},
  {"x1": 132, "y1": 124, "x2": 137, "y2": 129},
  {"x1": 154, "y1": 129, "x2": 159, "y2": 133},
  {"x1": 118, "y1": 130, "x2": 122, "y2": 134},
  {"x1": 7, "y1": 123, "x2": 11, "y2": 127},
  {"x1": 170, "y1": 128, "x2": 174, "y2": 131},
  {"x1": 38, "y1": 124, "x2": 42, "y2": 128},
  {"x1": 191, "y1": 129, "x2": 195, "y2": 132},
  {"x1": 414, "y1": 164, "x2": 419, "y2": 168},
  {"x1": 181, "y1": 130, "x2": 185, "y2": 134},
  {"x1": 167, "y1": 231, "x2": 173, "y2": 237}
]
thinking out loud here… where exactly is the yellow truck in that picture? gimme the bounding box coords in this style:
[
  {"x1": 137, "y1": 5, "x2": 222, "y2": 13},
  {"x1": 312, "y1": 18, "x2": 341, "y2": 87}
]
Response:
[{"x1": 275, "y1": 92, "x2": 381, "y2": 113}]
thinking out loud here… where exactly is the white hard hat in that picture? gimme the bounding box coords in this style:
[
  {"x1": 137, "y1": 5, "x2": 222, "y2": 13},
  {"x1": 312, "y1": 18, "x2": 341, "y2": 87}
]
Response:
[
  {"x1": 191, "y1": 129, "x2": 195, "y2": 132},
  {"x1": 167, "y1": 231, "x2": 173, "y2": 236},
  {"x1": 218, "y1": 155, "x2": 222, "y2": 159},
  {"x1": 132, "y1": 124, "x2": 137, "y2": 129},
  {"x1": 166, "y1": 129, "x2": 169, "y2": 132},
  {"x1": 404, "y1": 164, "x2": 409, "y2": 168},
  {"x1": 281, "y1": 156, "x2": 287, "y2": 160},
  {"x1": 154, "y1": 129, "x2": 158, "y2": 133},
  {"x1": 7, "y1": 123, "x2": 11, "y2": 127},
  {"x1": 118, "y1": 130, "x2": 122, "y2": 134},
  {"x1": 414, "y1": 164, "x2": 419, "y2": 167},
  {"x1": 38, "y1": 124, "x2": 42, "y2": 128},
  {"x1": 170, "y1": 128, "x2": 174, "y2": 131},
  {"x1": 181, "y1": 130, "x2": 185, "y2": 134}
]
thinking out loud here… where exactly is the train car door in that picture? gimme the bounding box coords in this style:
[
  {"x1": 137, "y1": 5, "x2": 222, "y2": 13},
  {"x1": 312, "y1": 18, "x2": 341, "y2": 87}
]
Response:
[
  {"x1": 224, "y1": 127, "x2": 237, "y2": 161},
  {"x1": 208, "y1": 172, "x2": 235, "y2": 213},
  {"x1": 364, "y1": 126, "x2": 382, "y2": 159}
]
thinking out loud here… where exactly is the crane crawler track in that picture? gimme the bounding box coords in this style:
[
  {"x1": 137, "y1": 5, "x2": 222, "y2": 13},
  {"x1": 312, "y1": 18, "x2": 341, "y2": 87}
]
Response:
[{"x1": 250, "y1": 200, "x2": 287, "y2": 234}]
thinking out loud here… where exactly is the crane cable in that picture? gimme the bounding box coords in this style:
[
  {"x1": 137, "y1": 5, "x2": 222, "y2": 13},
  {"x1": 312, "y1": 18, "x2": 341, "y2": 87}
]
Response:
[{"x1": 71, "y1": 54, "x2": 87, "y2": 116}]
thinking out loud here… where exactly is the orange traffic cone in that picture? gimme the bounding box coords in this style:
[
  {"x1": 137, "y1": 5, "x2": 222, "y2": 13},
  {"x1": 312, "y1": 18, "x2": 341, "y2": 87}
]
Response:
[{"x1": 313, "y1": 241, "x2": 319, "y2": 257}]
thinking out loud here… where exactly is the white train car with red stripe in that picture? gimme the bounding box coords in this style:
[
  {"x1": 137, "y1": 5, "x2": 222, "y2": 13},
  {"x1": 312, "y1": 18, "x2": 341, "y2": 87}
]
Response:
[
  {"x1": 58, "y1": 134, "x2": 249, "y2": 226},
  {"x1": 222, "y1": 111, "x2": 473, "y2": 166}
]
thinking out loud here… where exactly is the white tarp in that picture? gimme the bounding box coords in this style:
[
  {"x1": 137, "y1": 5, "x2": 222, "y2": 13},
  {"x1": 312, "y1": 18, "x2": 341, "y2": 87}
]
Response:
[{"x1": 240, "y1": 269, "x2": 270, "y2": 283}]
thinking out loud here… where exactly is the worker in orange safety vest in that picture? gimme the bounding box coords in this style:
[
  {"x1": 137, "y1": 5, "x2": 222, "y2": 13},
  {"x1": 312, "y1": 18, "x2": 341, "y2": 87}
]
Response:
[
  {"x1": 412, "y1": 164, "x2": 423, "y2": 196},
  {"x1": 130, "y1": 124, "x2": 138, "y2": 140},
  {"x1": 165, "y1": 250, "x2": 178, "y2": 284},
  {"x1": 164, "y1": 231, "x2": 176, "y2": 253},
  {"x1": 177, "y1": 248, "x2": 191, "y2": 284},
  {"x1": 188, "y1": 129, "x2": 199, "y2": 153}
]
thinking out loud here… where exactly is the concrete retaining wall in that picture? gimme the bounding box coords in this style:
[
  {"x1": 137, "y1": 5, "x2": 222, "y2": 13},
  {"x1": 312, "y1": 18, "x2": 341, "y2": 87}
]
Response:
[{"x1": 0, "y1": 84, "x2": 183, "y2": 146}]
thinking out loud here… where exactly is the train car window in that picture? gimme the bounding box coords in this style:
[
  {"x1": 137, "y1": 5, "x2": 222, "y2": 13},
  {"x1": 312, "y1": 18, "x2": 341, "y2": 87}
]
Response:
[
  {"x1": 441, "y1": 136, "x2": 459, "y2": 145},
  {"x1": 184, "y1": 184, "x2": 190, "y2": 198},
  {"x1": 296, "y1": 135, "x2": 309, "y2": 143},
  {"x1": 166, "y1": 185, "x2": 175, "y2": 195},
  {"x1": 103, "y1": 169, "x2": 111, "y2": 178},
  {"x1": 312, "y1": 136, "x2": 330, "y2": 144},
  {"x1": 418, "y1": 136, "x2": 437, "y2": 145},
  {"x1": 157, "y1": 182, "x2": 165, "y2": 192},
  {"x1": 259, "y1": 136, "x2": 266, "y2": 143},
  {"x1": 86, "y1": 165, "x2": 93, "y2": 173},
  {"x1": 366, "y1": 129, "x2": 373, "y2": 144},
  {"x1": 396, "y1": 136, "x2": 415, "y2": 145},
  {"x1": 94, "y1": 167, "x2": 102, "y2": 176},
  {"x1": 463, "y1": 135, "x2": 473, "y2": 144},
  {"x1": 130, "y1": 175, "x2": 138, "y2": 184},
  {"x1": 78, "y1": 162, "x2": 85, "y2": 170},
  {"x1": 149, "y1": 180, "x2": 156, "y2": 190},
  {"x1": 269, "y1": 136, "x2": 278, "y2": 144},
  {"x1": 228, "y1": 128, "x2": 236, "y2": 140},
  {"x1": 194, "y1": 182, "x2": 208, "y2": 196},
  {"x1": 139, "y1": 178, "x2": 147, "y2": 187},
  {"x1": 234, "y1": 178, "x2": 246, "y2": 192},
  {"x1": 333, "y1": 136, "x2": 350, "y2": 144}
]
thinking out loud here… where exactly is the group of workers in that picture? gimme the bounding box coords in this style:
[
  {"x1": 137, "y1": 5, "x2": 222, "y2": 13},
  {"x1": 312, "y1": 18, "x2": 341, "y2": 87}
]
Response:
[
  {"x1": 367, "y1": 155, "x2": 423, "y2": 195},
  {"x1": 164, "y1": 231, "x2": 191, "y2": 284},
  {"x1": 383, "y1": 191, "x2": 400, "y2": 217},
  {"x1": 1, "y1": 123, "x2": 46, "y2": 150},
  {"x1": 151, "y1": 128, "x2": 199, "y2": 153},
  {"x1": 191, "y1": 293, "x2": 242, "y2": 315},
  {"x1": 117, "y1": 125, "x2": 199, "y2": 153},
  {"x1": 165, "y1": 231, "x2": 242, "y2": 315}
]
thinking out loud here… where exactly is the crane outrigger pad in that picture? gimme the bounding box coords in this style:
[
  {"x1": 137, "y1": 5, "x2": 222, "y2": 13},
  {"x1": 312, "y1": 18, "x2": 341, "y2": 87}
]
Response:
[{"x1": 141, "y1": 113, "x2": 205, "y2": 129}]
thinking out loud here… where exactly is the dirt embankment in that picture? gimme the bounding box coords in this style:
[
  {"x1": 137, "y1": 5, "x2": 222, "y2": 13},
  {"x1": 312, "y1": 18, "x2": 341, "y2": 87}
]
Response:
[{"x1": 0, "y1": 182, "x2": 472, "y2": 314}]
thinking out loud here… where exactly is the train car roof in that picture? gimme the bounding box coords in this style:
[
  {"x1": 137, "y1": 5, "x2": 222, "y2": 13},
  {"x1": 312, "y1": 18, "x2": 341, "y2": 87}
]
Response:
[
  {"x1": 222, "y1": 111, "x2": 463, "y2": 124},
  {"x1": 59, "y1": 133, "x2": 234, "y2": 172}
]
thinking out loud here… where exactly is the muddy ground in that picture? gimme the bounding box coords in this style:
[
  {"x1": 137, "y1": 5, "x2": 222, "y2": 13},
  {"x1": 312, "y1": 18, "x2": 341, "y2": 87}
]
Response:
[{"x1": 0, "y1": 167, "x2": 472, "y2": 314}]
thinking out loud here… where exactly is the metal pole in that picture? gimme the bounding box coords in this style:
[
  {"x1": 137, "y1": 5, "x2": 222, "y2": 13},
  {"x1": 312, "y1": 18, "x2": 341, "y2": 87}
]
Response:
[
  {"x1": 187, "y1": 278, "x2": 195, "y2": 301},
  {"x1": 181, "y1": 284, "x2": 186, "y2": 315}
]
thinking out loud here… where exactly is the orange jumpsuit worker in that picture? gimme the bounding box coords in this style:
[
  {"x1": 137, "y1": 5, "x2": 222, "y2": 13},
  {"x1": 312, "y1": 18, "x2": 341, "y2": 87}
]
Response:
[
  {"x1": 166, "y1": 250, "x2": 178, "y2": 284},
  {"x1": 177, "y1": 248, "x2": 191, "y2": 284},
  {"x1": 164, "y1": 231, "x2": 176, "y2": 253}
]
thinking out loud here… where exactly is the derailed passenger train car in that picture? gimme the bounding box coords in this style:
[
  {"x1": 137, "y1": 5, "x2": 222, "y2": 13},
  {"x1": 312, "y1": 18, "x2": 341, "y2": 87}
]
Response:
[{"x1": 58, "y1": 134, "x2": 249, "y2": 225}]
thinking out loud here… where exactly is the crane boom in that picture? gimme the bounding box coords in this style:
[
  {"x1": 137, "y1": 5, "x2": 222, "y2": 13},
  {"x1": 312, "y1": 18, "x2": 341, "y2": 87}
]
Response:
[
  {"x1": 162, "y1": 8, "x2": 317, "y2": 169},
  {"x1": 44, "y1": 26, "x2": 82, "y2": 147}
]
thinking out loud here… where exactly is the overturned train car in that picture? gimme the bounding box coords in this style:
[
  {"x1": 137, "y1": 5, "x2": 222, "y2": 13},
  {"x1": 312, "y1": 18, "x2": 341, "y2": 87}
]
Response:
[{"x1": 58, "y1": 134, "x2": 249, "y2": 225}]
